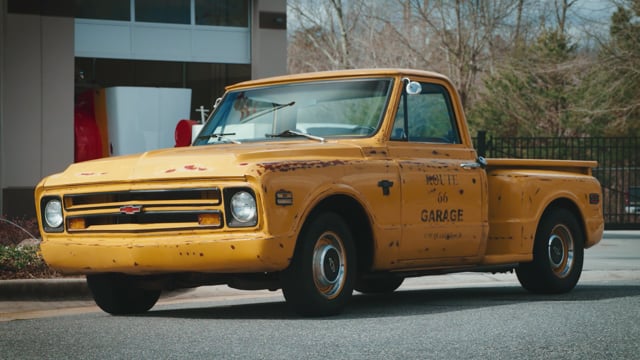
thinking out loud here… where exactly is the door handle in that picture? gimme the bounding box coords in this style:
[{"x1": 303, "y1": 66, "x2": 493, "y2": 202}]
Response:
[{"x1": 460, "y1": 157, "x2": 487, "y2": 169}]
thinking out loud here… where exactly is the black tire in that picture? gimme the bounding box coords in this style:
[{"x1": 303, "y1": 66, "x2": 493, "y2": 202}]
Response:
[
  {"x1": 516, "y1": 208, "x2": 584, "y2": 294},
  {"x1": 355, "y1": 276, "x2": 404, "y2": 294},
  {"x1": 281, "y1": 212, "x2": 356, "y2": 317},
  {"x1": 86, "y1": 273, "x2": 161, "y2": 315}
]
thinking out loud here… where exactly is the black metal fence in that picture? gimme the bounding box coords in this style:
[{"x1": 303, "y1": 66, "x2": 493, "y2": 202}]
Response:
[{"x1": 474, "y1": 132, "x2": 640, "y2": 229}]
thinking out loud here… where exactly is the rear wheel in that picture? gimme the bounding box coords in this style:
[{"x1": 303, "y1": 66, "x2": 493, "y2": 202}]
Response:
[
  {"x1": 86, "y1": 273, "x2": 161, "y2": 315},
  {"x1": 281, "y1": 212, "x2": 356, "y2": 317},
  {"x1": 516, "y1": 208, "x2": 584, "y2": 294}
]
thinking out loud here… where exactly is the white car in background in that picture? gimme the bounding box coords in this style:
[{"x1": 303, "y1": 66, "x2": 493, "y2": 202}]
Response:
[{"x1": 625, "y1": 187, "x2": 640, "y2": 214}]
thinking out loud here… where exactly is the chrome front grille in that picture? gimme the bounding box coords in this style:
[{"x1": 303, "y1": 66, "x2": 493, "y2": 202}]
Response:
[{"x1": 63, "y1": 188, "x2": 223, "y2": 232}]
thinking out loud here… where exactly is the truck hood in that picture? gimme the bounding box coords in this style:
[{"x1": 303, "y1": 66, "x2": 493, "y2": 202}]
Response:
[{"x1": 41, "y1": 142, "x2": 367, "y2": 187}]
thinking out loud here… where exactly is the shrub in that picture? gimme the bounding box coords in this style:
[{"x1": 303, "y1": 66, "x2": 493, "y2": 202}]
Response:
[
  {"x1": 0, "y1": 217, "x2": 59, "y2": 279},
  {"x1": 0, "y1": 245, "x2": 58, "y2": 279},
  {"x1": 0, "y1": 245, "x2": 40, "y2": 270}
]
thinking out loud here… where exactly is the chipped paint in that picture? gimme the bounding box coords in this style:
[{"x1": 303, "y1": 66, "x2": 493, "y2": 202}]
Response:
[
  {"x1": 78, "y1": 172, "x2": 107, "y2": 176},
  {"x1": 184, "y1": 164, "x2": 207, "y2": 171},
  {"x1": 258, "y1": 160, "x2": 347, "y2": 173},
  {"x1": 164, "y1": 164, "x2": 208, "y2": 173}
]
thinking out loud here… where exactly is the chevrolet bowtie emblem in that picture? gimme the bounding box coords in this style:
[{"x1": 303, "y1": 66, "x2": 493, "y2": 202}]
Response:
[{"x1": 120, "y1": 205, "x2": 143, "y2": 215}]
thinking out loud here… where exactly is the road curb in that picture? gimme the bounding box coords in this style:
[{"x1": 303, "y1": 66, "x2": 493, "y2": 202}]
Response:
[{"x1": 0, "y1": 278, "x2": 91, "y2": 301}]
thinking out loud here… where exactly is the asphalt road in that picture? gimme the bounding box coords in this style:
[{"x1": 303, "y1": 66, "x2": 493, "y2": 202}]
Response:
[{"x1": 1, "y1": 231, "x2": 638, "y2": 359}]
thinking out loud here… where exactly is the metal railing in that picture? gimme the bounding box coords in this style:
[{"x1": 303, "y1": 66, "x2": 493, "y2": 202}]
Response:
[{"x1": 474, "y1": 132, "x2": 640, "y2": 229}]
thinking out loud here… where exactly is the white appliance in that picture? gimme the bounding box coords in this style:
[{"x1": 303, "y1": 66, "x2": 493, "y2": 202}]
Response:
[{"x1": 105, "y1": 87, "x2": 192, "y2": 155}]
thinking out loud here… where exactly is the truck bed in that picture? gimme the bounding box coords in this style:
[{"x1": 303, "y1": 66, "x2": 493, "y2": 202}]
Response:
[
  {"x1": 482, "y1": 157, "x2": 603, "y2": 265},
  {"x1": 486, "y1": 158, "x2": 597, "y2": 175}
]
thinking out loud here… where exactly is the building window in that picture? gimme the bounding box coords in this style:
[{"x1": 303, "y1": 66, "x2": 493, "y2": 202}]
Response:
[
  {"x1": 135, "y1": 0, "x2": 191, "y2": 24},
  {"x1": 195, "y1": 0, "x2": 249, "y2": 27},
  {"x1": 74, "y1": 0, "x2": 250, "y2": 28},
  {"x1": 75, "y1": 58, "x2": 251, "y2": 120},
  {"x1": 75, "y1": 0, "x2": 130, "y2": 21}
]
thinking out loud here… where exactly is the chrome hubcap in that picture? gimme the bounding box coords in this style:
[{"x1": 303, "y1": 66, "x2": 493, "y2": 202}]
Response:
[
  {"x1": 547, "y1": 224, "x2": 574, "y2": 278},
  {"x1": 312, "y1": 231, "x2": 346, "y2": 299}
]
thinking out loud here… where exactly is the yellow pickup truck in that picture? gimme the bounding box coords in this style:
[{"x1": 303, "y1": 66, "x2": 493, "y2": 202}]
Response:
[{"x1": 35, "y1": 69, "x2": 604, "y2": 316}]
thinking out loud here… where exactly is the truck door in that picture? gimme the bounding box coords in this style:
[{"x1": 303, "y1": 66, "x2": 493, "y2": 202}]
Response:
[{"x1": 386, "y1": 79, "x2": 488, "y2": 267}]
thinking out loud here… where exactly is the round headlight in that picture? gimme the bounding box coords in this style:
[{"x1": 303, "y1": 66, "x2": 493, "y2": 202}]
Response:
[
  {"x1": 44, "y1": 199, "x2": 63, "y2": 228},
  {"x1": 230, "y1": 191, "x2": 257, "y2": 223}
]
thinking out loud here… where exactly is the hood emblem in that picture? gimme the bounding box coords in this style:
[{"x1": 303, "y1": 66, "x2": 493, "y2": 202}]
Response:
[{"x1": 120, "y1": 205, "x2": 143, "y2": 215}]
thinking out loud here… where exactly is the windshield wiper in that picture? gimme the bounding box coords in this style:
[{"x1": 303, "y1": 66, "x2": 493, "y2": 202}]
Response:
[
  {"x1": 266, "y1": 129, "x2": 325, "y2": 143},
  {"x1": 240, "y1": 101, "x2": 295, "y2": 123},
  {"x1": 196, "y1": 132, "x2": 241, "y2": 144}
]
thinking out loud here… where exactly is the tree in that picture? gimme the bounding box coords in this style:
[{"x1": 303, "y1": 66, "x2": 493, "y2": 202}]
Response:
[
  {"x1": 575, "y1": 0, "x2": 640, "y2": 136},
  {"x1": 287, "y1": 0, "x2": 637, "y2": 137},
  {"x1": 288, "y1": 0, "x2": 523, "y2": 108},
  {"x1": 471, "y1": 29, "x2": 585, "y2": 137},
  {"x1": 467, "y1": 0, "x2": 609, "y2": 137},
  {"x1": 288, "y1": 0, "x2": 363, "y2": 72},
  {"x1": 415, "y1": 0, "x2": 523, "y2": 107}
]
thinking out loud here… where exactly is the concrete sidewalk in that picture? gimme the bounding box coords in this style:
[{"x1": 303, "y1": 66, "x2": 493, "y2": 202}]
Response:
[{"x1": 0, "y1": 278, "x2": 278, "y2": 319}]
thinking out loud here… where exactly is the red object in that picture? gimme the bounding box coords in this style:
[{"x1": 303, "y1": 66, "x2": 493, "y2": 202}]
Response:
[
  {"x1": 175, "y1": 119, "x2": 198, "y2": 147},
  {"x1": 74, "y1": 90, "x2": 103, "y2": 162}
]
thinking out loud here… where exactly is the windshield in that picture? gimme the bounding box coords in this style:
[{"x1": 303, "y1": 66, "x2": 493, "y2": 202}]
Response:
[{"x1": 193, "y1": 78, "x2": 393, "y2": 145}]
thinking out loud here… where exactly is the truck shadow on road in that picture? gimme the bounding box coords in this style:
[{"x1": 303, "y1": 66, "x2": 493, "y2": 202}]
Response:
[{"x1": 144, "y1": 283, "x2": 640, "y2": 320}]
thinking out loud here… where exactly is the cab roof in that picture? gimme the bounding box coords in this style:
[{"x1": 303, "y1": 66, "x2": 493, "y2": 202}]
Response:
[{"x1": 226, "y1": 68, "x2": 452, "y2": 91}]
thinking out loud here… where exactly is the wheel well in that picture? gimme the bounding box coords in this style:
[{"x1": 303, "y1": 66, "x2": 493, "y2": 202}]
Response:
[
  {"x1": 307, "y1": 195, "x2": 374, "y2": 272},
  {"x1": 542, "y1": 198, "x2": 586, "y2": 239}
]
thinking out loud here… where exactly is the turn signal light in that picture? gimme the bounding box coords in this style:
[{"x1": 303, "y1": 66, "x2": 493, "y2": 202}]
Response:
[
  {"x1": 68, "y1": 218, "x2": 86, "y2": 230},
  {"x1": 198, "y1": 213, "x2": 222, "y2": 227}
]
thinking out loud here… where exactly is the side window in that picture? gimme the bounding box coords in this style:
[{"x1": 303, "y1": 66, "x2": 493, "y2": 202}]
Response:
[{"x1": 391, "y1": 82, "x2": 460, "y2": 144}]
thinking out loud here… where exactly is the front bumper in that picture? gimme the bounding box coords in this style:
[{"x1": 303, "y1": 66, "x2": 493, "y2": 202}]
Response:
[{"x1": 40, "y1": 232, "x2": 293, "y2": 275}]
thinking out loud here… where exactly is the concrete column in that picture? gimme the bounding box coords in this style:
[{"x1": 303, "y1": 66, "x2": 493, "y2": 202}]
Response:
[
  {"x1": 40, "y1": 15, "x2": 74, "y2": 179},
  {"x1": 1, "y1": 11, "x2": 73, "y2": 217},
  {"x1": 251, "y1": 0, "x2": 287, "y2": 79}
]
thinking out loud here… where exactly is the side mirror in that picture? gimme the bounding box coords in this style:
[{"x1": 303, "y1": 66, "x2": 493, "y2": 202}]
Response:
[
  {"x1": 213, "y1": 97, "x2": 222, "y2": 110},
  {"x1": 405, "y1": 80, "x2": 422, "y2": 95}
]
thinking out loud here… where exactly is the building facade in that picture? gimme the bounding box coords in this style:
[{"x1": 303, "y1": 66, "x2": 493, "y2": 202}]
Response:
[{"x1": 0, "y1": 0, "x2": 287, "y2": 218}]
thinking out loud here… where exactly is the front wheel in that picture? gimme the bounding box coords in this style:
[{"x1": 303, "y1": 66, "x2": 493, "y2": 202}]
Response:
[
  {"x1": 86, "y1": 273, "x2": 161, "y2": 315},
  {"x1": 516, "y1": 208, "x2": 584, "y2": 294},
  {"x1": 281, "y1": 212, "x2": 356, "y2": 317}
]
